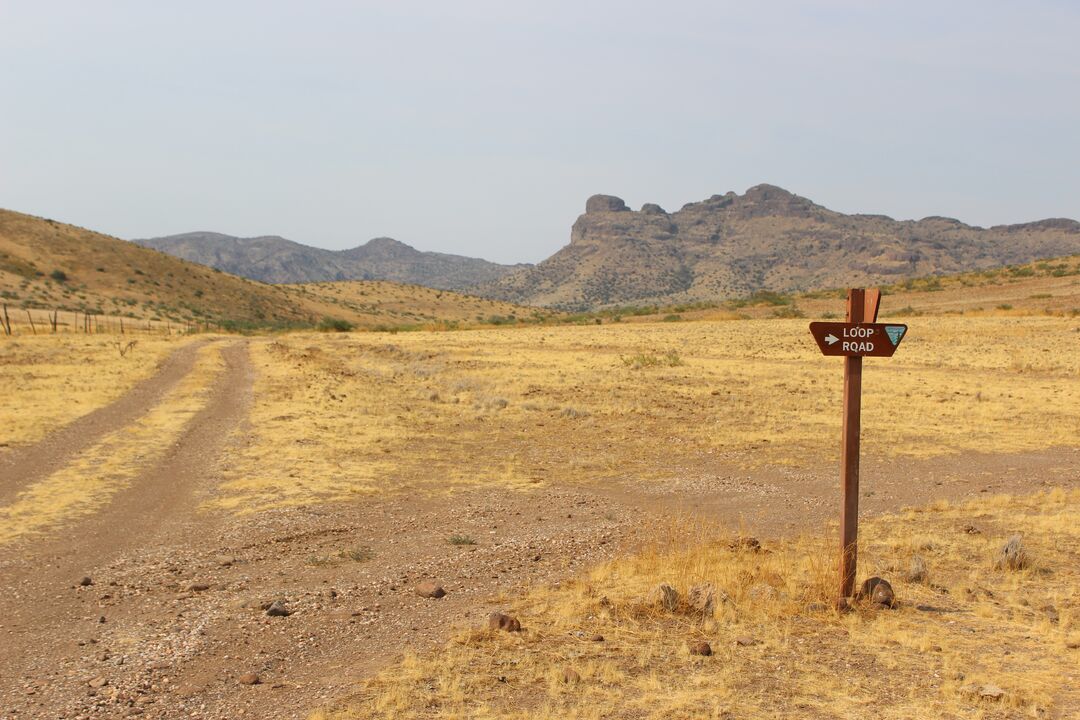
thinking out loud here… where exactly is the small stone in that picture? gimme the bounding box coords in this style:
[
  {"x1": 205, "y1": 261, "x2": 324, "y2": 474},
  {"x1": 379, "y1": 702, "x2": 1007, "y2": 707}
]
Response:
[
  {"x1": 906, "y1": 556, "x2": 928, "y2": 584},
  {"x1": 266, "y1": 601, "x2": 290, "y2": 617},
  {"x1": 488, "y1": 612, "x2": 521, "y2": 632},
  {"x1": 687, "y1": 583, "x2": 716, "y2": 617},
  {"x1": 689, "y1": 641, "x2": 712, "y2": 656},
  {"x1": 589, "y1": 634, "x2": 605, "y2": 642},
  {"x1": 237, "y1": 673, "x2": 260, "y2": 686},
  {"x1": 216, "y1": 556, "x2": 235, "y2": 567},
  {"x1": 561, "y1": 667, "x2": 581, "y2": 684},
  {"x1": 78, "y1": 576, "x2": 94, "y2": 587},
  {"x1": 735, "y1": 637, "x2": 760, "y2": 647},
  {"x1": 650, "y1": 583, "x2": 679, "y2": 612},
  {"x1": 414, "y1": 581, "x2": 446, "y2": 599},
  {"x1": 857, "y1": 577, "x2": 896, "y2": 608},
  {"x1": 979, "y1": 684, "x2": 1005, "y2": 700},
  {"x1": 88, "y1": 677, "x2": 108, "y2": 689},
  {"x1": 187, "y1": 583, "x2": 210, "y2": 592},
  {"x1": 961, "y1": 524, "x2": 981, "y2": 535}
]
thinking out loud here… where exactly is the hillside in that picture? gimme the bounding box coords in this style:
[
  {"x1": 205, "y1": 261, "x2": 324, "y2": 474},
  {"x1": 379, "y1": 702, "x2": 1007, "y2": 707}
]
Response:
[
  {"x1": 475, "y1": 185, "x2": 1080, "y2": 310},
  {"x1": 0, "y1": 209, "x2": 534, "y2": 330},
  {"x1": 134, "y1": 231, "x2": 527, "y2": 289}
]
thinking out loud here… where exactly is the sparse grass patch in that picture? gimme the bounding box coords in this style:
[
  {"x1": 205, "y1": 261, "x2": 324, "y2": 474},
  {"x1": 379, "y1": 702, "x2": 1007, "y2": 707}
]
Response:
[
  {"x1": 620, "y1": 350, "x2": 683, "y2": 369},
  {"x1": 319, "y1": 489, "x2": 1080, "y2": 719},
  {"x1": 447, "y1": 534, "x2": 476, "y2": 546}
]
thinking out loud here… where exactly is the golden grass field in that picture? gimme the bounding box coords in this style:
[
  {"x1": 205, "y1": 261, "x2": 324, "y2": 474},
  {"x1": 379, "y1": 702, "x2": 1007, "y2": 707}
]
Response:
[
  {"x1": 0, "y1": 334, "x2": 191, "y2": 448},
  {"x1": 206, "y1": 315, "x2": 1080, "y2": 514},
  {"x1": 318, "y1": 489, "x2": 1078, "y2": 719}
]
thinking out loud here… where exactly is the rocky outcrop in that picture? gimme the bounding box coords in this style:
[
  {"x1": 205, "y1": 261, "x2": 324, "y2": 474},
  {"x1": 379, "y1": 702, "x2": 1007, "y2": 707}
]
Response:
[{"x1": 474, "y1": 185, "x2": 1080, "y2": 310}]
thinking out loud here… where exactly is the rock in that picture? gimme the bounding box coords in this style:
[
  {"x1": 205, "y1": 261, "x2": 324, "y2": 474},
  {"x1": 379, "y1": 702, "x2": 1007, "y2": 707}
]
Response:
[
  {"x1": 689, "y1": 641, "x2": 712, "y2": 656},
  {"x1": 187, "y1": 583, "x2": 210, "y2": 592},
  {"x1": 216, "y1": 556, "x2": 235, "y2": 567},
  {"x1": 640, "y1": 203, "x2": 668, "y2": 215},
  {"x1": 561, "y1": 667, "x2": 581, "y2": 684},
  {"x1": 979, "y1": 684, "x2": 1005, "y2": 700},
  {"x1": 585, "y1": 195, "x2": 628, "y2": 213},
  {"x1": 650, "y1": 583, "x2": 679, "y2": 612},
  {"x1": 237, "y1": 673, "x2": 260, "y2": 686},
  {"x1": 78, "y1": 576, "x2": 94, "y2": 587},
  {"x1": 488, "y1": 613, "x2": 521, "y2": 632},
  {"x1": 414, "y1": 581, "x2": 446, "y2": 599},
  {"x1": 1041, "y1": 604, "x2": 1059, "y2": 624},
  {"x1": 265, "y1": 601, "x2": 290, "y2": 617},
  {"x1": 857, "y1": 577, "x2": 896, "y2": 608},
  {"x1": 735, "y1": 637, "x2": 760, "y2": 647},
  {"x1": 906, "y1": 556, "x2": 928, "y2": 583},
  {"x1": 687, "y1": 583, "x2": 716, "y2": 617},
  {"x1": 88, "y1": 677, "x2": 108, "y2": 689},
  {"x1": 995, "y1": 535, "x2": 1028, "y2": 570},
  {"x1": 961, "y1": 524, "x2": 981, "y2": 535},
  {"x1": 730, "y1": 536, "x2": 761, "y2": 552},
  {"x1": 589, "y1": 633, "x2": 605, "y2": 642}
]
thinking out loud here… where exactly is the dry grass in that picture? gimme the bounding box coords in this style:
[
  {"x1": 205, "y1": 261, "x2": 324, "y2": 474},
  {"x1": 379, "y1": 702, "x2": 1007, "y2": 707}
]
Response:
[
  {"x1": 208, "y1": 316, "x2": 1080, "y2": 512},
  {"x1": 0, "y1": 343, "x2": 225, "y2": 544},
  {"x1": 317, "y1": 489, "x2": 1079, "y2": 719},
  {"x1": 0, "y1": 334, "x2": 192, "y2": 448}
]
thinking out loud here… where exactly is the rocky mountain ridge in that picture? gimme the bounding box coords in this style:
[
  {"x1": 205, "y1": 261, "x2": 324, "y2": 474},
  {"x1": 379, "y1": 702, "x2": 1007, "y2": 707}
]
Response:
[
  {"x1": 133, "y1": 232, "x2": 526, "y2": 290},
  {"x1": 474, "y1": 184, "x2": 1080, "y2": 309}
]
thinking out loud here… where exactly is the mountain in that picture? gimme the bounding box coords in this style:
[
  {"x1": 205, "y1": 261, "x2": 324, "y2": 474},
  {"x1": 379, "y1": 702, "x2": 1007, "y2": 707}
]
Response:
[
  {"x1": 133, "y1": 232, "x2": 526, "y2": 290},
  {"x1": 474, "y1": 185, "x2": 1080, "y2": 310},
  {"x1": 0, "y1": 209, "x2": 533, "y2": 329}
]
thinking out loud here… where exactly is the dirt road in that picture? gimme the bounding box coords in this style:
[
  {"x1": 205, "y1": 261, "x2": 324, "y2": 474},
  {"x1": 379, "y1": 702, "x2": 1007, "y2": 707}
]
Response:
[{"x1": 0, "y1": 339, "x2": 1077, "y2": 720}]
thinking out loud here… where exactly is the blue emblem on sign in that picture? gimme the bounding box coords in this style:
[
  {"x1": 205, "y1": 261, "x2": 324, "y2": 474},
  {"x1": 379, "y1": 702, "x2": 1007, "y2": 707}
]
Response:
[{"x1": 884, "y1": 325, "x2": 906, "y2": 346}]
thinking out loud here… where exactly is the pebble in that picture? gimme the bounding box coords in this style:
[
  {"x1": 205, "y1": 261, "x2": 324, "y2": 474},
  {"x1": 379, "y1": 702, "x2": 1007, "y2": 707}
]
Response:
[
  {"x1": 266, "y1": 601, "x2": 290, "y2": 617},
  {"x1": 414, "y1": 581, "x2": 446, "y2": 599},
  {"x1": 238, "y1": 673, "x2": 261, "y2": 686}
]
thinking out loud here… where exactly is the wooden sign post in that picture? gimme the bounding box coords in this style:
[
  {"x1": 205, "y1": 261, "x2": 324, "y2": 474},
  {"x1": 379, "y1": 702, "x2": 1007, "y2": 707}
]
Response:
[{"x1": 808, "y1": 288, "x2": 909, "y2": 604}]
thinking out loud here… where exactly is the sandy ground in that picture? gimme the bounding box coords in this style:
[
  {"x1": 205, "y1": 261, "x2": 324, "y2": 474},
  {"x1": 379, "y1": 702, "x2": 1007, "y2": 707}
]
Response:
[{"x1": 0, "y1": 341, "x2": 1077, "y2": 719}]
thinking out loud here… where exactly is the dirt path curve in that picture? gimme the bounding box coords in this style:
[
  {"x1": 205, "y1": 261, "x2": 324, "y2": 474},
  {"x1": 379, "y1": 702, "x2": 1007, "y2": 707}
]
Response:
[
  {"x1": 0, "y1": 338, "x2": 209, "y2": 505},
  {"x1": 0, "y1": 341, "x2": 253, "y2": 718}
]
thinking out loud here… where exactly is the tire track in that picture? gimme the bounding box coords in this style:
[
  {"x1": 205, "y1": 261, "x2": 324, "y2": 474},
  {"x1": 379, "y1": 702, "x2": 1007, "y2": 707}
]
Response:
[
  {"x1": 0, "y1": 341, "x2": 253, "y2": 715},
  {"x1": 0, "y1": 338, "x2": 210, "y2": 505}
]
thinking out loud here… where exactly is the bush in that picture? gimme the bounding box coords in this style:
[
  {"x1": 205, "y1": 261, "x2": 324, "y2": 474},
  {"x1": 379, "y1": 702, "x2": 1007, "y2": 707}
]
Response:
[
  {"x1": 50, "y1": 269, "x2": 68, "y2": 282},
  {"x1": 318, "y1": 317, "x2": 354, "y2": 332}
]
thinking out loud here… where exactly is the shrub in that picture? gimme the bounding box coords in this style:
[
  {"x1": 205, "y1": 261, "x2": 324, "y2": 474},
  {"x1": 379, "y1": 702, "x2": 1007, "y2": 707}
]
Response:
[
  {"x1": 447, "y1": 535, "x2": 476, "y2": 546},
  {"x1": 50, "y1": 269, "x2": 68, "y2": 282},
  {"x1": 318, "y1": 317, "x2": 354, "y2": 332}
]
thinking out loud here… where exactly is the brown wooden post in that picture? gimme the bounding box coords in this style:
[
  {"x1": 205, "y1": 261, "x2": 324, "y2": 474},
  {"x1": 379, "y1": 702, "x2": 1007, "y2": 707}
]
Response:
[
  {"x1": 50, "y1": 310, "x2": 58, "y2": 333},
  {"x1": 2, "y1": 304, "x2": 10, "y2": 335},
  {"x1": 838, "y1": 288, "x2": 881, "y2": 602},
  {"x1": 26, "y1": 310, "x2": 37, "y2": 334}
]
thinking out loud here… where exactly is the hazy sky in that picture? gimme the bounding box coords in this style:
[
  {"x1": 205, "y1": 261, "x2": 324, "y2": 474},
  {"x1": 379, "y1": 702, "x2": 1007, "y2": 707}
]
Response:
[{"x1": 2, "y1": 1, "x2": 1078, "y2": 264}]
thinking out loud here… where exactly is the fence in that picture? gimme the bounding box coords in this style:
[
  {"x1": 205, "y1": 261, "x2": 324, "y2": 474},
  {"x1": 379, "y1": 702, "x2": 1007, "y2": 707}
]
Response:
[{"x1": 1, "y1": 304, "x2": 221, "y2": 337}]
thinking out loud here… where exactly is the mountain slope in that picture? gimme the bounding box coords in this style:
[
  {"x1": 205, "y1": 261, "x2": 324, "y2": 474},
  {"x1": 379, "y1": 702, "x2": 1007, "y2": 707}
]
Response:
[
  {"x1": 0, "y1": 209, "x2": 533, "y2": 329},
  {"x1": 134, "y1": 232, "x2": 526, "y2": 289},
  {"x1": 475, "y1": 185, "x2": 1080, "y2": 310}
]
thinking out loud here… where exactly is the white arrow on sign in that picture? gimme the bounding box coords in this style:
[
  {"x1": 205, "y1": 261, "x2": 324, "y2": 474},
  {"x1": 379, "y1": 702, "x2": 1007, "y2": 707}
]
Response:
[{"x1": 825, "y1": 333, "x2": 839, "y2": 345}]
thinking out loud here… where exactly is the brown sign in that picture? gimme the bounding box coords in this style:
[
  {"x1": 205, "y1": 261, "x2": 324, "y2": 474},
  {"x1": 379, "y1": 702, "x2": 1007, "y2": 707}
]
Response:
[{"x1": 809, "y1": 322, "x2": 907, "y2": 357}]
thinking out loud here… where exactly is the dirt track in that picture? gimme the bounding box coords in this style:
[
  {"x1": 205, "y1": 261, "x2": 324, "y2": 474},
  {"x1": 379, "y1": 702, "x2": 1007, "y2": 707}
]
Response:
[{"x1": 0, "y1": 340, "x2": 1077, "y2": 719}]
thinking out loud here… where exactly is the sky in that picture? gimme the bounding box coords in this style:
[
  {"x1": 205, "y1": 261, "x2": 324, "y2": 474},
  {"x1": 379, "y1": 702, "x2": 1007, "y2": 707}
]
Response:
[{"x1": 1, "y1": 1, "x2": 1078, "y2": 264}]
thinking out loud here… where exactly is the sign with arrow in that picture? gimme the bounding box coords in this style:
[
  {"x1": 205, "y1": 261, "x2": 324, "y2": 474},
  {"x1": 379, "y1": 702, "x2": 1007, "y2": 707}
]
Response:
[
  {"x1": 808, "y1": 288, "x2": 910, "y2": 607},
  {"x1": 809, "y1": 322, "x2": 907, "y2": 357}
]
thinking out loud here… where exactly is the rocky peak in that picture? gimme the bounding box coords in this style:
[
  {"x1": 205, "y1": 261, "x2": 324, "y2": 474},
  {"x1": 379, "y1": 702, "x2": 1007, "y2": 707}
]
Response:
[
  {"x1": 640, "y1": 203, "x2": 668, "y2": 215},
  {"x1": 585, "y1": 195, "x2": 629, "y2": 214}
]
